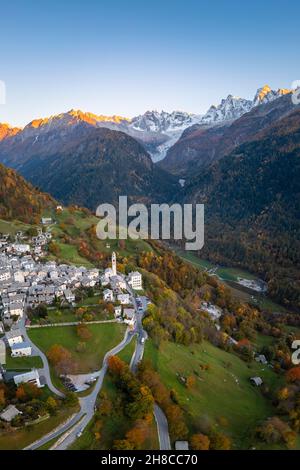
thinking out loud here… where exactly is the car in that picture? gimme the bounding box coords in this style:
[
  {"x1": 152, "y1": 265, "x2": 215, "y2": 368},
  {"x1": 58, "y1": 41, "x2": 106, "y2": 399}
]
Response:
[
  {"x1": 76, "y1": 429, "x2": 83, "y2": 438},
  {"x1": 140, "y1": 336, "x2": 145, "y2": 344}
]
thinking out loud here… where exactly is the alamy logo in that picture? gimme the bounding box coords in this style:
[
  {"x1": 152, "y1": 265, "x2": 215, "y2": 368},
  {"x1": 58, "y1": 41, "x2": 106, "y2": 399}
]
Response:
[
  {"x1": 0, "y1": 80, "x2": 6, "y2": 104},
  {"x1": 291, "y1": 340, "x2": 300, "y2": 365},
  {"x1": 96, "y1": 196, "x2": 204, "y2": 251}
]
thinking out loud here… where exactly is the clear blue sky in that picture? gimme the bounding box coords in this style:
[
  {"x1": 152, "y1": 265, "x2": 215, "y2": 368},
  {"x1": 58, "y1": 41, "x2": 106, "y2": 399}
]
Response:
[{"x1": 0, "y1": 0, "x2": 299, "y2": 126}]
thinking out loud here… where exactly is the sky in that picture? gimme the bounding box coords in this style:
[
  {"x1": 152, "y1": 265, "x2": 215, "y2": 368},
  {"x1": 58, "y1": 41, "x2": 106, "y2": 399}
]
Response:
[{"x1": 0, "y1": 0, "x2": 300, "y2": 126}]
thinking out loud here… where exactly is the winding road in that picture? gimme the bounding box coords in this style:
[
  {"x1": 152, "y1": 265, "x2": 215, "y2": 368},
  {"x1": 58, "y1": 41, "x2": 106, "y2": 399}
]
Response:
[{"x1": 23, "y1": 282, "x2": 171, "y2": 450}]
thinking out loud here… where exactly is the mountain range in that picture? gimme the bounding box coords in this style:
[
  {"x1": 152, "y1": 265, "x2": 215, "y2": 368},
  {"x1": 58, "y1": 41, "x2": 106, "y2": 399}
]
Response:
[{"x1": 0, "y1": 83, "x2": 299, "y2": 309}]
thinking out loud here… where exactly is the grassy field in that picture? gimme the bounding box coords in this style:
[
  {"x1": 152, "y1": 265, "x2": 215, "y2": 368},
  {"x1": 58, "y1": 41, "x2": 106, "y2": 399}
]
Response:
[
  {"x1": 0, "y1": 218, "x2": 32, "y2": 236},
  {"x1": 28, "y1": 323, "x2": 126, "y2": 374},
  {"x1": 144, "y1": 339, "x2": 285, "y2": 449},
  {"x1": 5, "y1": 354, "x2": 43, "y2": 370},
  {"x1": 48, "y1": 208, "x2": 153, "y2": 263},
  {"x1": 71, "y1": 337, "x2": 159, "y2": 450},
  {"x1": 0, "y1": 407, "x2": 77, "y2": 450}
]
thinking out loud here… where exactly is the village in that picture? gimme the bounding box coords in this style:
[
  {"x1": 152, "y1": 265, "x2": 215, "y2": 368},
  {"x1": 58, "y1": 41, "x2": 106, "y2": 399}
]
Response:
[{"x1": 0, "y1": 218, "x2": 145, "y2": 423}]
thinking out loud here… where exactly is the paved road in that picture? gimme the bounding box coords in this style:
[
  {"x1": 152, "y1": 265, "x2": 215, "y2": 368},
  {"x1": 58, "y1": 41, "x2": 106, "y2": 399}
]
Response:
[
  {"x1": 153, "y1": 404, "x2": 171, "y2": 450},
  {"x1": 25, "y1": 328, "x2": 136, "y2": 450},
  {"x1": 19, "y1": 316, "x2": 64, "y2": 397},
  {"x1": 127, "y1": 286, "x2": 171, "y2": 451},
  {"x1": 23, "y1": 279, "x2": 171, "y2": 451}
]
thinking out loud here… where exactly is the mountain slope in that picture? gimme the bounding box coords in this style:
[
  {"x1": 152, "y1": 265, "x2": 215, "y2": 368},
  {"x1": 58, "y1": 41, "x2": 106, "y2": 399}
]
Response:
[
  {"x1": 161, "y1": 91, "x2": 296, "y2": 176},
  {"x1": 12, "y1": 127, "x2": 177, "y2": 210},
  {"x1": 0, "y1": 163, "x2": 55, "y2": 223},
  {"x1": 178, "y1": 108, "x2": 300, "y2": 309}
]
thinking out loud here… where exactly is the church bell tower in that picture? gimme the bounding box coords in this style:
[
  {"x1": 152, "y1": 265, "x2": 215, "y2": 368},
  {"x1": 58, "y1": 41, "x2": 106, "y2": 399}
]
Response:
[{"x1": 112, "y1": 251, "x2": 117, "y2": 276}]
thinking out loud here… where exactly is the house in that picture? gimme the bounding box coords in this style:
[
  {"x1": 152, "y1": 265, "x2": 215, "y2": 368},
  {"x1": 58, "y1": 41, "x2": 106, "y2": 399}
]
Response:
[
  {"x1": 0, "y1": 269, "x2": 11, "y2": 282},
  {"x1": 175, "y1": 441, "x2": 189, "y2": 450},
  {"x1": 0, "y1": 339, "x2": 6, "y2": 364},
  {"x1": 11, "y1": 244, "x2": 30, "y2": 254},
  {"x1": 11, "y1": 341, "x2": 32, "y2": 357},
  {"x1": 123, "y1": 308, "x2": 135, "y2": 327},
  {"x1": 114, "y1": 305, "x2": 122, "y2": 318},
  {"x1": 5, "y1": 329, "x2": 23, "y2": 347},
  {"x1": 64, "y1": 289, "x2": 75, "y2": 303},
  {"x1": 110, "y1": 275, "x2": 127, "y2": 290},
  {"x1": 117, "y1": 293, "x2": 130, "y2": 305},
  {"x1": 250, "y1": 376, "x2": 263, "y2": 387},
  {"x1": 127, "y1": 271, "x2": 142, "y2": 290},
  {"x1": 255, "y1": 354, "x2": 268, "y2": 365},
  {"x1": 13, "y1": 270, "x2": 25, "y2": 283},
  {"x1": 9, "y1": 303, "x2": 24, "y2": 318},
  {"x1": 41, "y1": 217, "x2": 52, "y2": 225},
  {"x1": 0, "y1": 405, "x2": 22, "y2": 423},
  {"x1": 14, "y1": 369, "x2": 43, "y2": 388},
  {"x1": 103, "y1": 289, "x2": 114, "y2": 302}
]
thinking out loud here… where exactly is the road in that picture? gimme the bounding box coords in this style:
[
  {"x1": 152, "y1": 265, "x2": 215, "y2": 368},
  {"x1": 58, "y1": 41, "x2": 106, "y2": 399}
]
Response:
[
  {"x1": 19, "y1": 315, "x2": 64, "y2": 397},
  {"x1": 25, "y1": 327, "x2": 136, "y2": 450},
  {"x1": 23, "y1": 278, "x2": 171, "y2": 450},
  {"x1": 127, "y1": 285, "x2": 171, "y2": 450}
]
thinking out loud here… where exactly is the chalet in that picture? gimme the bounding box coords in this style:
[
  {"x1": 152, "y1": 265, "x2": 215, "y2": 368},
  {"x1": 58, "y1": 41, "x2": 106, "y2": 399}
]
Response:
[
  {"x1": 14, "y1": 369, "x2": 43, "y2": 388},
  {"x1": 0, "y1": 405, "x2": 22, "y2": 423},
  {"x1": 64, "y1": 289, "x2": 75, "y2": 303},
  {"x1": 114, "y1": 306, "x2": 122, "y2": 317},
  {"x1": 9, "y1": 303, "x2": 24, "y2": 318},
  {"x1": 11, "y1": 341, "x2": 32, "y2": 357},
  {"x1": 5, "y1": 329, "x2": 23, "y2": 347},
  {"x1": 255, "y1": 354, "x2": 268, "y2": 365},
  {"x1": 11, "y1": 244, "x2": 30, "y2": 254},
  {"x1": 41, "y1": 217, "x2": 52, "y2": 225},
  {"x1": 123, "y1": 308, "x2": 135, "y2": 327},
  {"x1": 117, "y1": 293, "x2": 130, "y2": 305},
  {"x1": 103, "y1": 289, "x2": 114, "y2": 302},
  {"x1": 250, "y1": 377, "x2": 263, "y2": 387}
]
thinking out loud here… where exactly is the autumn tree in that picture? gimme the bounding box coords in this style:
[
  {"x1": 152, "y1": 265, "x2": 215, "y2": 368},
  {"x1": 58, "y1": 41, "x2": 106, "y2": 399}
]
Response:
[
  {"x1": 126, "y1": 420, "x2": 148, "y2": 449},
  {"x1": 210, "y1": 431, "x2": 231, "y2": 450},
  {"x1": 286, "y1": 367, "x2": 300, "y2": 383},
  {"x1": 113, "y1": 439, "x2": 134, "y2": 450},
  {"x1": 191, "y1": 433, "x2": 210, "y2": 450},
  {"x1": 47, "y1": 344, "x2": 75, "y2": 374},
  {"x1": 186, "y1": 375, "x2": 196, "y2": 389},
  {"x1": 76, "y1": 324, "x2": 92, "y2": 341}
]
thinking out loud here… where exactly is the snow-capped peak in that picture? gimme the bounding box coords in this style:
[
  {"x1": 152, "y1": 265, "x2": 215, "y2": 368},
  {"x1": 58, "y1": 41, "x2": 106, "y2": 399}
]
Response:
[
  {"x1": 201, "y1": 94, "x2": 252, "y2": 124},
  {"x1": 252, "y1": 85, "x2": 291, "y2": 107},
  {"x1": 130, "y1": 110, "x2": 201, "y2": 133}
]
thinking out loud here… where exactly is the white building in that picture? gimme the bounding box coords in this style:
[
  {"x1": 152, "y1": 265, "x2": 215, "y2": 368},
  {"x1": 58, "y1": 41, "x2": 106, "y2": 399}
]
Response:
[
  {"x1": 0, "y1": 269, "x2": 11, "y2": 282},
  {"x1": 13, "y1": 270, "x2": 25, "y2": 283},
  {"x1": 41, "y1": 217, "x2": 52, "y2": 225},
  {"x1": 114, "y1": 305, "x2": 122, "y2": 317},
  {"x1": 123, "y1": 308, "x2": 135, "y2": 327},
  {"x1": 11, "y1": 244, "x2": 30, "y2": 254},
  {"x1": 0, "y1": 339, "x2": 6, "y2": 364},
  {"x1": 64, "y1": 289, "x2": 75, "y2": 303},
  {"x1": 9, "y1": 303, "x2": 24, "y2": 318},
  {"x1": 5, "y1": 329, "x2": 23, "y2": 347},
  {"x1": 117, "y1": 293, "x2": 130, "y2": 305},
  {"x1": 103, "y1": 289, "x2": 114, "y2": 302},
  {"x1": 11, "y1": 341, "x2": 32, "y2": 357},
  {"x1": 14, "y1": 369, "x2": 43, "y2": 388},
  {"x1": 0, "y1": 405, "x2": 22, "y2": 423},
  {"x1": 127, "y1": 271, "x2": 143, "y2": 290}
]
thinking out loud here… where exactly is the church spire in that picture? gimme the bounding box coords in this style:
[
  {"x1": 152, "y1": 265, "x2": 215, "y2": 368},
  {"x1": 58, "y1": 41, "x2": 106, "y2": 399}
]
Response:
[{"x1": 112, "y1": 251, "x2": 117, "y2": 276}]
